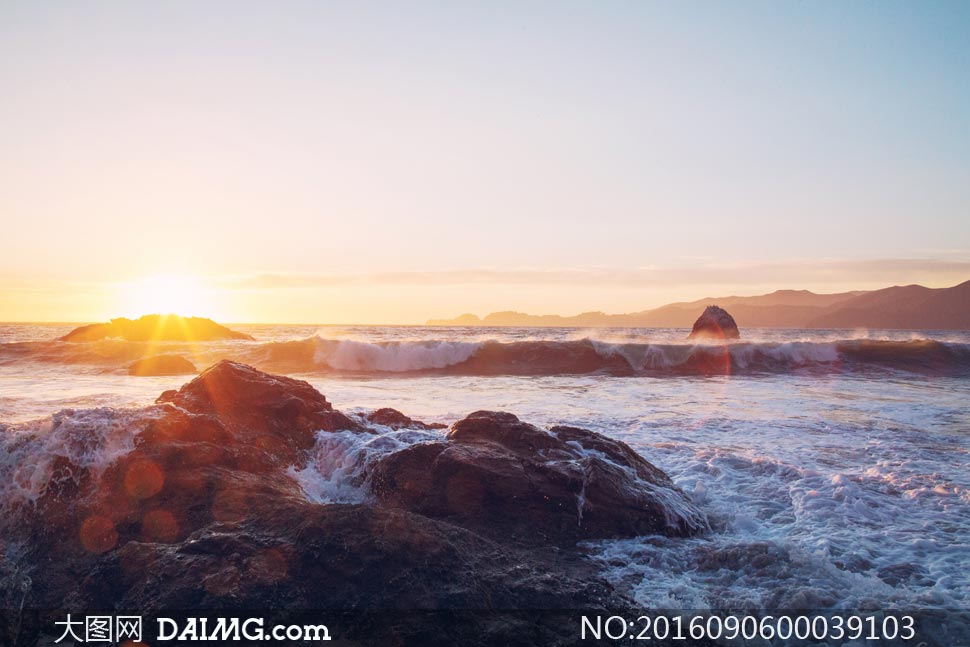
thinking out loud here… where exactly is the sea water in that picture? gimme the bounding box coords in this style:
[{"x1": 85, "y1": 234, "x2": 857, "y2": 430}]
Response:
[{"x1": 1, "y1": 323, "x2": 969, "y2": 622}]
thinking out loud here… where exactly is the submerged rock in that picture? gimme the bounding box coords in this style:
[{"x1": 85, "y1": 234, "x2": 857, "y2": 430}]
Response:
[
  {"x1": 365, "y1": 407, "x2": 447, "y2": 430},
  {"x1": 3, "y1": 362, "x2": 704, "y2": 645},
  {"x1": 688, "y1": 305, "x2": 740, "y2": 340},
  {"x1": 59, "y1": 314, "x2": 255, "y2": 342},
  {"x1": 128, "y1": 354, "x2": 197, "y2": 376},
  {"x1": 372, "y1": 410, "x2": 707, "y2": 541}
]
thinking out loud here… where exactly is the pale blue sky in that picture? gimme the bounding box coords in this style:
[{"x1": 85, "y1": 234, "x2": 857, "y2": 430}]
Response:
[{"x1": 1, "y1": 2, "x2": 968, "y2": 322}]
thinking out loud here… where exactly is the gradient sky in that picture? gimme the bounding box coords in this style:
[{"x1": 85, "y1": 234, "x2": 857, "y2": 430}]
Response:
[{"x1": 2, "y1": 1, "x2": 969, "y2": 323}]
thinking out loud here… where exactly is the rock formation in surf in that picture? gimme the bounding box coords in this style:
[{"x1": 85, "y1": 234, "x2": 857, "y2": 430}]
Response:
[
  {"x1": 0, "y1": 361, "x2": 706, "y2": 645},
  {"x1": 366, "y1": 407, "x2": 447, "y2": 430},
  {"x1": 688, "y1": 305, "x2": 740, "y2": 340},
  {"x1": 59, "y1": 314, "x2": 255, "y2": 342},
  {"x1": 372, "y1": 410, "x2": 707, "y2": 540},
  {"x1": 127, "y1": 354, "x2": 197, "y2": 376}
]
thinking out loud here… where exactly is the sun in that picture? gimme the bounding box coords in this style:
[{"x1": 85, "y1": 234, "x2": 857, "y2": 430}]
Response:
[{"x1": 117, "y1": 274, "x2": 219, "y2": 319}]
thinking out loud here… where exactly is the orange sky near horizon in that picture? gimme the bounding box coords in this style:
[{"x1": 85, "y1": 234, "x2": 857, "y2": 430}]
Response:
[{"x1": 2, "y1": 264, "x2": 969, "y2": 325}]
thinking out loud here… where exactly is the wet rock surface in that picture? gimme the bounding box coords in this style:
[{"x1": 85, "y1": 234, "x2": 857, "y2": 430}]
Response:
[
  {"x1": 372, "y1": 411, "x2": 707, "y2": 542},
  {"x1": 155, "y1": 360, "x2": 363, "y2": 461},
  {"x1": 688, "y1": 305, "x2": 741, "y2": 340},
  {"x1": 1, "y1": 361, "x2": 707, "y2": 646}
]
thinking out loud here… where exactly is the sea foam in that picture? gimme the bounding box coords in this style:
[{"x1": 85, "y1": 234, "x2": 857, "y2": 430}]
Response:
[{"x1": 0, "y1": 406, "x2": 160, "y2": 513}]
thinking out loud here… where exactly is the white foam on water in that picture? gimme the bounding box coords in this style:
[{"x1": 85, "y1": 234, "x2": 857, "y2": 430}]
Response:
[
  {"x1": 582, "y1": 410, "x2": 970, "y2": 617},
  {"x1": 0, "y1": 406, "x2": 162, "y2": 512},
  {"x1": 287, "y1": 421, "x2": 444, "y2": 503}
]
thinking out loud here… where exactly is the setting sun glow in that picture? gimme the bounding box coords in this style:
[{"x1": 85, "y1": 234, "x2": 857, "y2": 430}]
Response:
[{"x1": 117, "y1": 275, "x2": 218, "y2": 320}]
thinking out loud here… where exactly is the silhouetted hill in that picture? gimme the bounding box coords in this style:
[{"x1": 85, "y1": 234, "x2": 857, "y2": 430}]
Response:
[
  {"x1": 59, "y1": 314, "x2": 255, "y2": 342},
  {"x1": 428, "y1": 280, "x2": 970, "y2": 330},
  {"x1": 807, "y1": 280, "x2": 970, "y2": 329},
  {"x1": 659, "y1": 289, "x2": 863, "y2": 310}
]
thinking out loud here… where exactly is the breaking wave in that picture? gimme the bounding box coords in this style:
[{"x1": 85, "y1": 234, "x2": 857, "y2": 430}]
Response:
[
  {"x1": 0, "y1": 406, "x2": 164, "y2": 515},
  {"x1": 3, "y1": 336, "x2": 969, "y2": 377},
  {"x1": 287, "y1": 426, "x2": 443, "y2": 504}
]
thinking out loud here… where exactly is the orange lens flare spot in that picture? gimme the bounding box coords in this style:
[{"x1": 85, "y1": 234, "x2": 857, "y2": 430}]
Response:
[
  {"x1": 124, "y1": 460, "x2": 165, "y2": 499},
  {"x1": 141, "y1": 508, "x2": 180, "y2": 543},
  {"x1": 248, "y1": 547, "x2": 289, "y2": 584},
  {"x1": 80, "y1": 515, "x2": 119, "y2": 554},
  {"x1": 203, "y1": 568, "x2": 241, "y2": 597}
]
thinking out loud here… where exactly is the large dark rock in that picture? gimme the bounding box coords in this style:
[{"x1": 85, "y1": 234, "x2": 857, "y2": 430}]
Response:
[
  {"x1": 688, "y1": 305, "x2": 741, "y2": 340},
  {"x1": 371, "y1": 410, "x2": 707, "y2": 542},
  {"x1": 2, "y1": 363, "x2": 707, "y2": 646},
  {"x1": 156, "y1": 360, "x2": 362, "y2": 459},
  {"x1": 59, "y1": 315, "x2": 255, "y2": 342},
  {"x1": 128, "y1": 354, "x2": 197, "y2": 376},
  {"x1": 94, "y1": 505, "x2": 617, "y2": 610}
]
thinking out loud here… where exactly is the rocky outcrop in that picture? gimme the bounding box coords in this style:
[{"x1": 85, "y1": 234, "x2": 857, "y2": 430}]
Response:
[
  {"x1": 128, "y1": 354, "x2": 197, "y2": 376},
  {"x1": 688, "y1": 305, "x2": 740, "y2": 340},
  {"x1": 59, "y1": 315, "x2": 255, "y2": 342},
  {"x1": 2, "y1": 362, "x2": 706, "y2": 646},
  {"x1": 155, "y1": 360, "x2": 363, "y2": 462},
  {"x1": 372, "y1": 411, "x2": 707, "y2": 542}
]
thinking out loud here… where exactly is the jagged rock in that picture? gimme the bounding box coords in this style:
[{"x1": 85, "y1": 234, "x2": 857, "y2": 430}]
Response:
[
  {"x1": 688, "y1": 305, "x2": 740, "y2": 340},
  {"x1": 59, "y1": 315, "x2": 255, "y2": 342},
  {"x1": 371, "y1": 410, "x2": 707, "y2": 541},
  {"x1": 128, "y1": 354, "x2": 197, "y2": 376},
  {"x1": 156, "y1": 360, "x2": 362, "y2": 457}
]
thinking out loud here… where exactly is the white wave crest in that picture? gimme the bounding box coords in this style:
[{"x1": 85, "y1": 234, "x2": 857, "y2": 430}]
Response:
[
  {"x1": 729, "y1": 341, "x2": 841, "y2": 368},
  {"x1": 591, "y1": 340, "x2": 844, "y2": 370},
  {"x1": 312, "y1": 339, "x2": 481, "y2": 372}
]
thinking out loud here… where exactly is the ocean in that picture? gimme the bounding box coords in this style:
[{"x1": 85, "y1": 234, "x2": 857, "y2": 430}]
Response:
[{"x1": 2, "y1": 322, "x2": 970, "y2": 623}]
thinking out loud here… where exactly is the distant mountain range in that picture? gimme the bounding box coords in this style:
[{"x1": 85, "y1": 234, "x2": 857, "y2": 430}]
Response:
[{"x1": 427, "y1": 279, "x2": 970, "y2": 330}]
